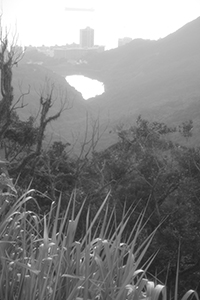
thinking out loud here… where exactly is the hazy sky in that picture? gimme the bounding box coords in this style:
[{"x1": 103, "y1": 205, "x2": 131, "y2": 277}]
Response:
[{"x1": 1, "y1": 0, "x2": 200, "y2": 49}]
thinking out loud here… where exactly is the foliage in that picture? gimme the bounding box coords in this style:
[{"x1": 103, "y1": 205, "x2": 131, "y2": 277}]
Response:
[
  {"x1": 0, "y1": 170, "x2": 199, "y2": 300},
  {"x1": 0, "y1": 28, "x2": 200, "y2": 299},
  {"x1": 3, "y1": 111, "x2": 198, "y2": 296},
  {"x1": 73, "y1": 116, "x2": 200, "y2": 296},
  {"x1": 0, "y1": 31, "x2": 69, "y2": 186}
]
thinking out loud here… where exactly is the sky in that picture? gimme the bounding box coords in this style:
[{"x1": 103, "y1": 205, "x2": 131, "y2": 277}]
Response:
[{"x1": 1, "y1": 0, "x2": 200, "y2": 49}]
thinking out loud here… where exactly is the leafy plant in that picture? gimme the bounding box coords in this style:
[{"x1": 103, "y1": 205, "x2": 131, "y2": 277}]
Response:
[{"x1": 0, "y1": 171, "x2": 198, "y2": 300}]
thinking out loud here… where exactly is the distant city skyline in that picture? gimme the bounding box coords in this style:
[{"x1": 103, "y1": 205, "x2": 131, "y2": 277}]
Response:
[{"x1": 1, "y1": 0, "x2": 200, "y2": 49}]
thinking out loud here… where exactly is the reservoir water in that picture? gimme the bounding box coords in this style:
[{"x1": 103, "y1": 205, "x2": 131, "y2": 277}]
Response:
[{"x1": 66, "y1": 75, "x2": 104, "y2": 100}]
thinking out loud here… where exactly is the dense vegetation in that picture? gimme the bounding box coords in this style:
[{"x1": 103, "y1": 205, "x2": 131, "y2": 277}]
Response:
[{"x1": 0, "y1": 31, "x2": 200, "y2": 299}]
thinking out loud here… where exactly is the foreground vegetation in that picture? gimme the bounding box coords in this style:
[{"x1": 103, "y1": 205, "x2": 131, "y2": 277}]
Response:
[
  {"x1": 0, "y1": 179, "x2": 199, "y2": 300},
  {"x1": 1, "y1": 25, "x2": 200, "y2": 299}
]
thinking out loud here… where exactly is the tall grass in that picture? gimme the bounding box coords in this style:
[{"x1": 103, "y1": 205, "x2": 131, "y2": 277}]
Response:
[{"x1": 0, "y1": 174, "x2": 199, "y2": 299}]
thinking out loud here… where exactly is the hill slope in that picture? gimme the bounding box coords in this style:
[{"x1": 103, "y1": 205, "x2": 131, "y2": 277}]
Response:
[
  {"x1": 12, "y1": 16, "x2": 200, "y2": 150},
  {"x1": 82, "y1": 16, "x2": 200, "y2": 146},
  {"x1": 12, "y1": 63, "x2": 94, "y2": 150}
]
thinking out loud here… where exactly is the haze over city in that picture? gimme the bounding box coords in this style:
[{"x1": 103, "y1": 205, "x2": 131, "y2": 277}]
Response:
[{"x1": 1, "y1": 0, "x2": 200, "y2": 49}]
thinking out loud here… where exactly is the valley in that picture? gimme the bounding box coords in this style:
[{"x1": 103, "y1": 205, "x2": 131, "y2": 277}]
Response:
[{"x1": 13, "y1": 16, "x2": 200, "y2": 152}]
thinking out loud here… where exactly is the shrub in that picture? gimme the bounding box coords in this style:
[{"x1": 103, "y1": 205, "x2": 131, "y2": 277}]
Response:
[{"x1": 0, "y1": 173, "x2": 199, "y2": 299}]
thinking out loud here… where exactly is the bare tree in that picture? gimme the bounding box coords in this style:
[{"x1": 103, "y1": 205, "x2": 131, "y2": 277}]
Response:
[
  {"x1": 0, "y1": 23, "x2": 70, "y2": 176},
  {"x1": 0, "y1": 27, "x2": 23, "y2": 140},
  {"x1": 9, "y1": 82, "x2": 70, "y2": 174}
]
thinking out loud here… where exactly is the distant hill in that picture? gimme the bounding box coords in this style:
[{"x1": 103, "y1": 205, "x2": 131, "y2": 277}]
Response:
[
  {"x1": 82, "y1": 16, "x2": 200, "y2": 146},
  {"x1": 12, "y1": 16, "x2": 200, "y2": 151}
]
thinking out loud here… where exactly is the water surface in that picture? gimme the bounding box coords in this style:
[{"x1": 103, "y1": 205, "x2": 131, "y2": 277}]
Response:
[{"x1": 66, "y1": 75, "x2": 104, "y2": 100}]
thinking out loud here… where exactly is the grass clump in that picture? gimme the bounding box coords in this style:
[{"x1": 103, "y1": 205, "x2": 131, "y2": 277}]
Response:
[{"x1": 0, "y1": 174, "x2": 199, "y2": 300}]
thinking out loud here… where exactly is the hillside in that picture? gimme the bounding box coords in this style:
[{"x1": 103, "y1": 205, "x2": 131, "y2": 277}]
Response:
[
  {"x1": 12, "y1": 16, "x2": 200, "y2": 151},
  {"x1": 83, "y1": 17, "x2": 200, "y2": 146},
  {"x1": 11, "y1": 63, "x2": 97, "y2": 150},
  {"x1": 84, "y1": 17, "x2": 200, "y2": 109}
]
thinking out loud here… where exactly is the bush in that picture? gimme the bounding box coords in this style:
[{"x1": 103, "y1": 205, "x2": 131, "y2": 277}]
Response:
[{"x1": 0, "y1": 172, "x2": 199, "y2": 300}]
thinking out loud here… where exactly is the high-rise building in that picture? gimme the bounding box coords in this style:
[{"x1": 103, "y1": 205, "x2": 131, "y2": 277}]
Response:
[{"x1": 80, "y1": 27, "x2": 94, "y2": 48}]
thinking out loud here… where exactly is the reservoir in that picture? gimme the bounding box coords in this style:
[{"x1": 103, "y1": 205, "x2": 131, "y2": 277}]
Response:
[{"x1": 66, "y1": 75, "x2": 104, "y2": 100}]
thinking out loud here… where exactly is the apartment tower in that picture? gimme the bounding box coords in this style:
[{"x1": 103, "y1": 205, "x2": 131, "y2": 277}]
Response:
[{"x1": 80, "y1": 27, "x2": 94, "y2": 48}]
